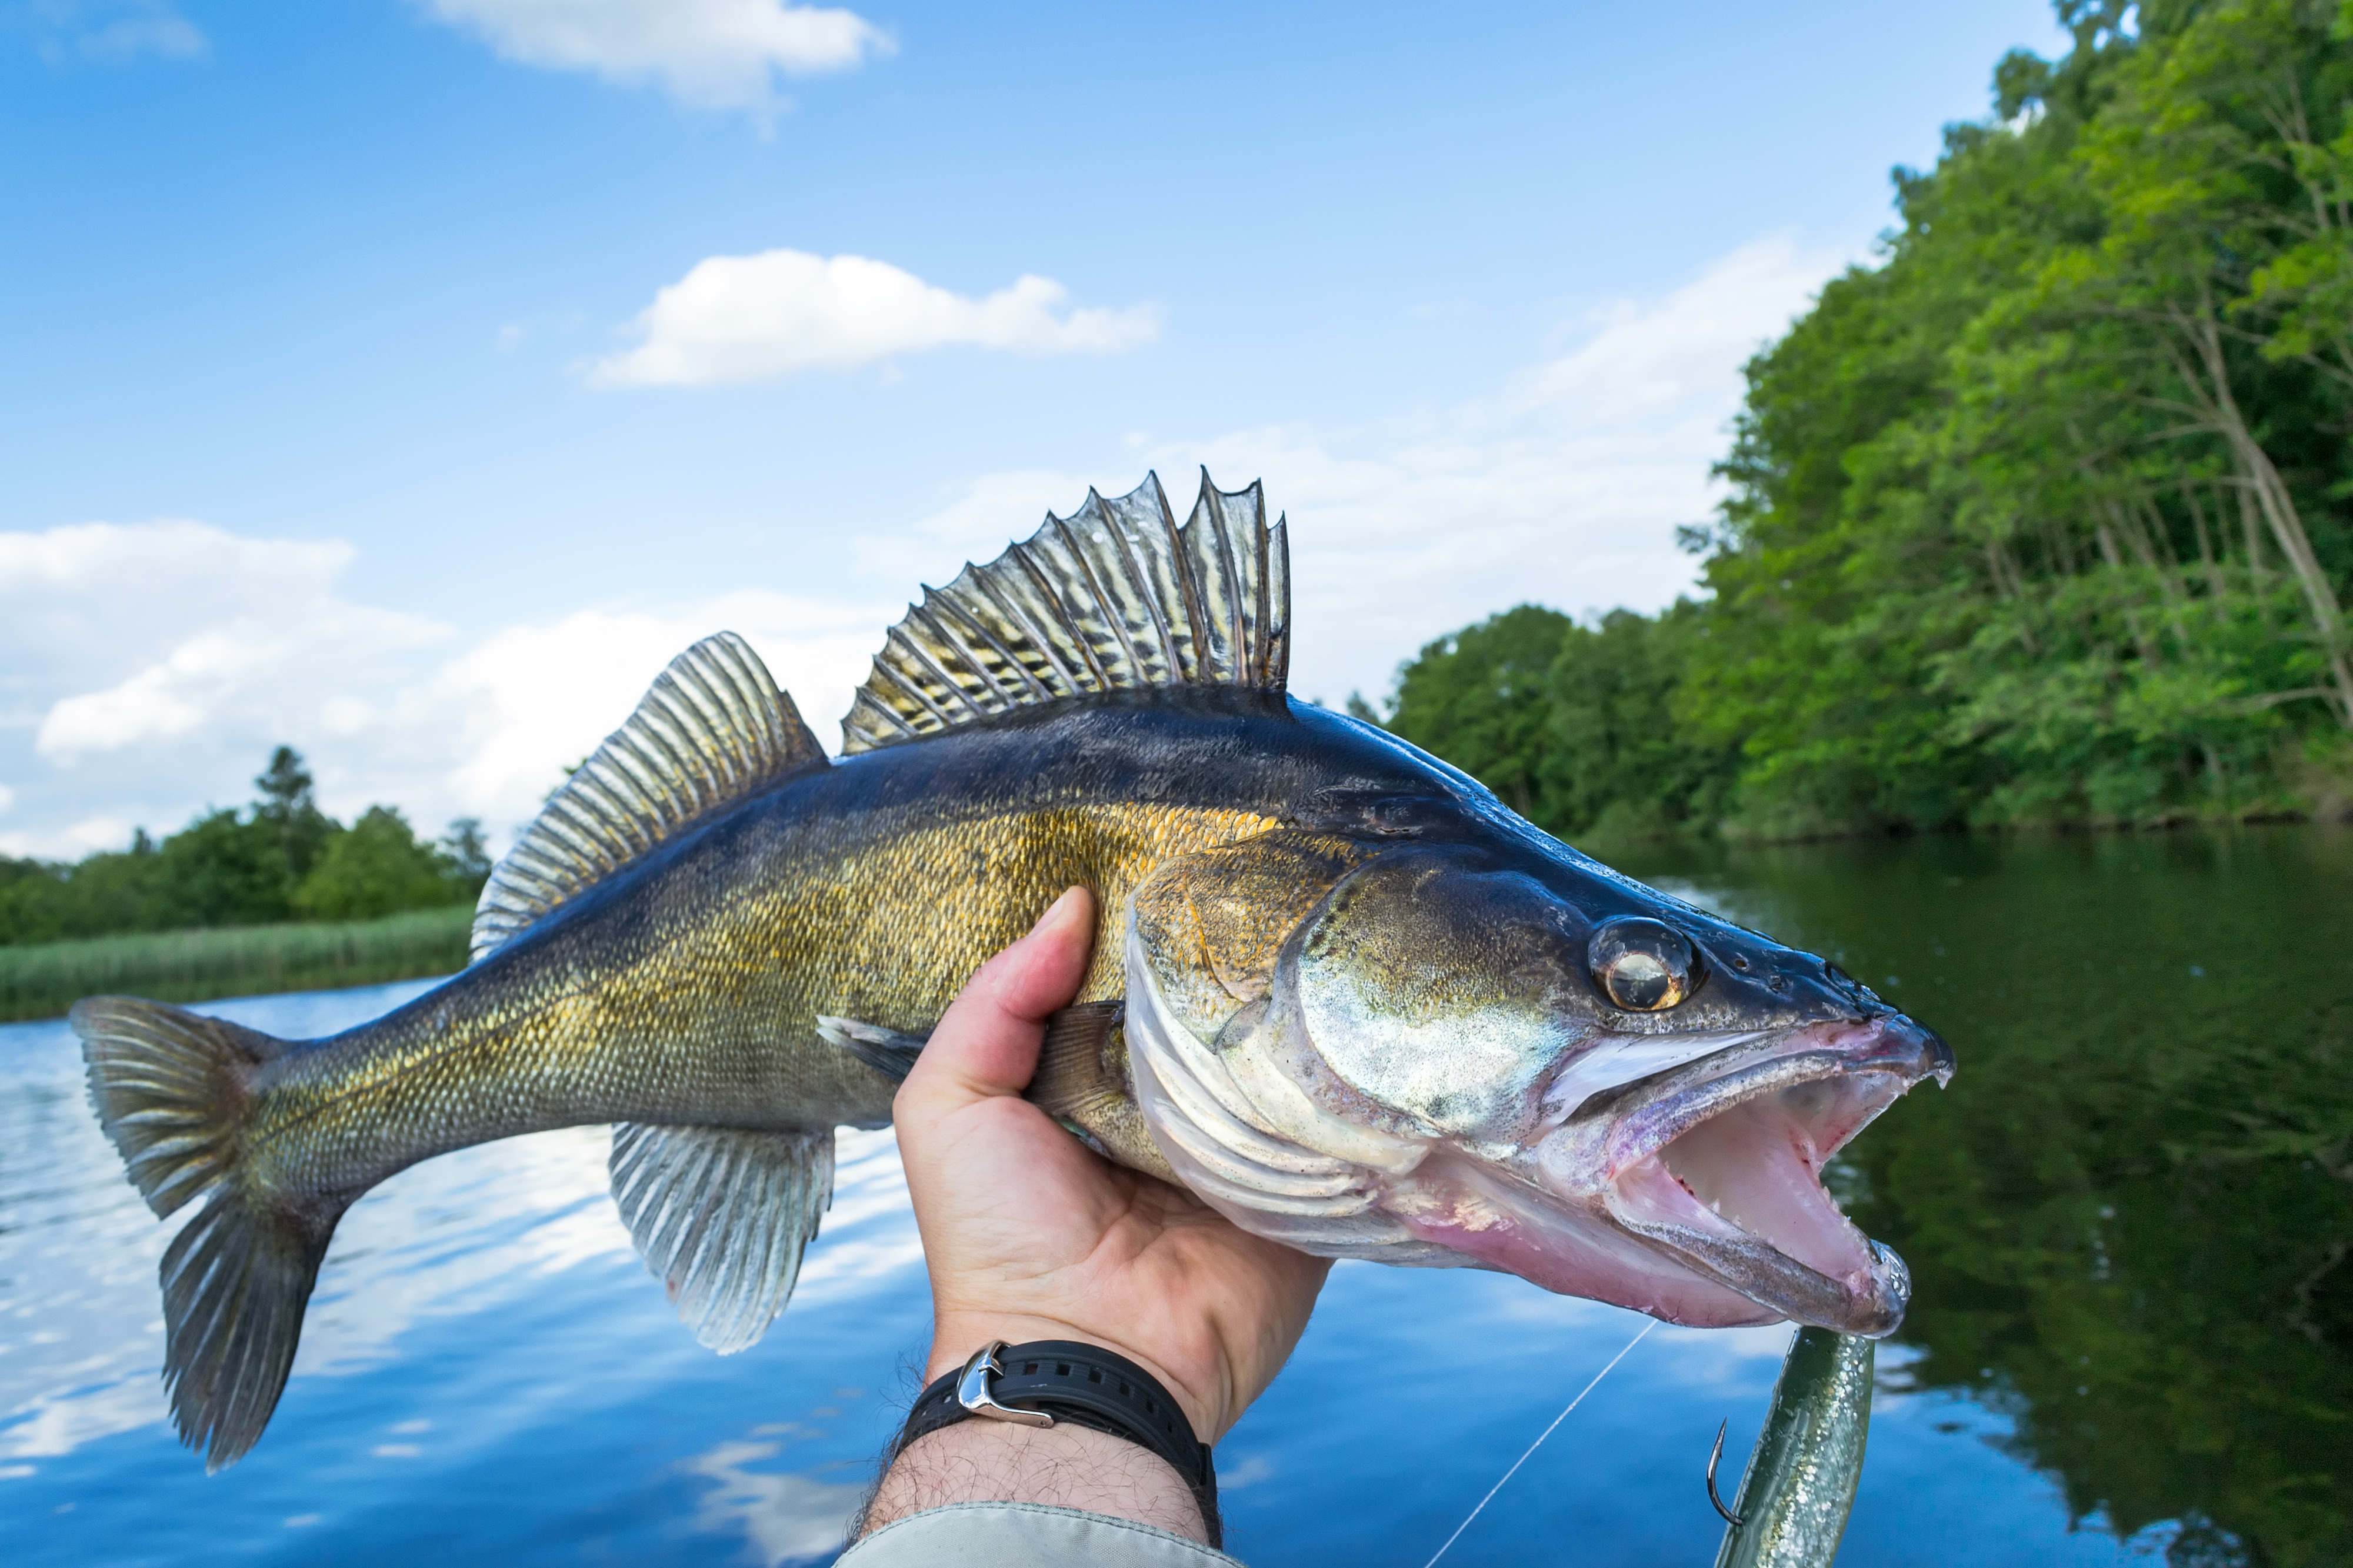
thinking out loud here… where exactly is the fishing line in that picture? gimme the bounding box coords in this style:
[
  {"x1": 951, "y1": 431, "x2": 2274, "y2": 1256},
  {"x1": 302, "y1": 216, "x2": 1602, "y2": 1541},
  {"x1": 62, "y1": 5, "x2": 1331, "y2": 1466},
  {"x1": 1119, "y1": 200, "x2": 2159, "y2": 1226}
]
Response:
[{"x1": 1421, "y1": 1317, "x2": 1659, "y2": 1568}]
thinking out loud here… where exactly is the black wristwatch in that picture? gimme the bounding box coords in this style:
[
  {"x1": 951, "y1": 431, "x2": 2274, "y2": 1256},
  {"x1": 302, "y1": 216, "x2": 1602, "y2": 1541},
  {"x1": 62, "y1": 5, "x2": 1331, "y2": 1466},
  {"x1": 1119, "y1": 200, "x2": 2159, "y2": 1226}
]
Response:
[{"x1": 892, "y1": 1339, "x2": 1221, "y2": 1546}]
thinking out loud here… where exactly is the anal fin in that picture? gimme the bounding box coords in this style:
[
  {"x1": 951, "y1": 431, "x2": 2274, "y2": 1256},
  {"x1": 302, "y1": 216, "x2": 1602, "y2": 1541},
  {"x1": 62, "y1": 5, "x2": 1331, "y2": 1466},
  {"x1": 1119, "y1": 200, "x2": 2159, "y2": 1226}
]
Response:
[{"x1": 608, "y1": 1123, "x2": 834, "y2": 1355}]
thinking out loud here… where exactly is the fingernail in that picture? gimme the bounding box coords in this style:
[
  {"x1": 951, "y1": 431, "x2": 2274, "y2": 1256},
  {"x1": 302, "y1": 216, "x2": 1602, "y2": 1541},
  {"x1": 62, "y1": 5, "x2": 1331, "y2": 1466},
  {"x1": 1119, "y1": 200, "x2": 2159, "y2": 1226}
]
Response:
[{"x1": 1034, "y1": 886, "x2": 1085, "y2": 931}]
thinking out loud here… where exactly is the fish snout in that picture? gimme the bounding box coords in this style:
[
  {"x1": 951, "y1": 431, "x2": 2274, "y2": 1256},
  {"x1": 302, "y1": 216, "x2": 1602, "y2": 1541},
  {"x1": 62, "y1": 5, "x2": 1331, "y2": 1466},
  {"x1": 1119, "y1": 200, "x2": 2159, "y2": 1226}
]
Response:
[{"x1": 1862, "y1": 1012, "x2": 1957, "y2": 1087}]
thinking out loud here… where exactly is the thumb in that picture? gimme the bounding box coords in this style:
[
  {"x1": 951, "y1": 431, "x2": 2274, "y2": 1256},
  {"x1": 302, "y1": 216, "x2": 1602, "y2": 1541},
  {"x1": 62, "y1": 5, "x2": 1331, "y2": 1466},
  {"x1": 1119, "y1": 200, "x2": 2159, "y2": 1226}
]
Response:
[{"x1": 896, "y1": 886, "x2": 1095, "y2": 1118}]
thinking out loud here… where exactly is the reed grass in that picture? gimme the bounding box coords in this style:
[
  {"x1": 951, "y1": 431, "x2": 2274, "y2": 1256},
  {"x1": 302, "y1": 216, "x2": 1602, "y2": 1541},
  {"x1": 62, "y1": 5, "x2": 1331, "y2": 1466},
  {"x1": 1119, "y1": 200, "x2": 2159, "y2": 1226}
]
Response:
[{"x1": 0, "y1": 905, "x2": 472, "y2": 1023}]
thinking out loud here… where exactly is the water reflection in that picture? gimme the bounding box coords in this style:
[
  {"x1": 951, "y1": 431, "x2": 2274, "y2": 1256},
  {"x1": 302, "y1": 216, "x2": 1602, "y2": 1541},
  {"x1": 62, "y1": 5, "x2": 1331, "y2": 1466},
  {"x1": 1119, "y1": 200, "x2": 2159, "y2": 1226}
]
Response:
[
  {"x1": 0, "y1": 978, "x2": 918, "y2": 1478},
  {"x1": 1, "y1": 1000, "x2": 184, "y2": 1463},
  {"x1": 1619, "y1": 825, "x2": 2353, "y2": 1568},
  {"x1": 684, "y1": 1436, "x2": 866, "y2": 1567}
]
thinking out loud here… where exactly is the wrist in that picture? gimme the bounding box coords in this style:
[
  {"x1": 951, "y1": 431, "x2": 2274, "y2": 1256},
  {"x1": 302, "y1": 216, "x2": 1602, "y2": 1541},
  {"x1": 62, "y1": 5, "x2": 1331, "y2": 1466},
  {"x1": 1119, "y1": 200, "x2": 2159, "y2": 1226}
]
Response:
[
  {"x1": 861, "y1": 1418, "x2": 1208, "y2": 1543},
  {"x1": 926, "y1": 1313, "x2": 1218, "y2": 1440}
]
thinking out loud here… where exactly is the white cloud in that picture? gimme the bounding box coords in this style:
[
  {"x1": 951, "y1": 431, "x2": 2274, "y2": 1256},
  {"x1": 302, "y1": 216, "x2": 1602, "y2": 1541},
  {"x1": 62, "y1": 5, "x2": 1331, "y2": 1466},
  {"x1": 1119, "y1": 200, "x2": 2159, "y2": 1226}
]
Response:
[
  {"x1": 593, "y1": 249, "x2": 1159, "y2": 387},
  {"x1": 0, "y1": 518, "x2": 893, "y2": 859},
  {"x1": 900, "y1": 235, "x2": 1848, "y2": 706},
  {"x1": 424, "y1": 590, "x2": 889, "y2": 825},
  {"x1": 0, "y1": 521, "x2": 448, "y2": 856},
  {"x1": 854, "y1": 468, "x2": 1101, "y2": 578},
  {"x1": 421, "y1": 0, "x2": 888, "y2": 114},
  {"x1": 6, "y1": 522, "x2": 454, "y2": 769}
]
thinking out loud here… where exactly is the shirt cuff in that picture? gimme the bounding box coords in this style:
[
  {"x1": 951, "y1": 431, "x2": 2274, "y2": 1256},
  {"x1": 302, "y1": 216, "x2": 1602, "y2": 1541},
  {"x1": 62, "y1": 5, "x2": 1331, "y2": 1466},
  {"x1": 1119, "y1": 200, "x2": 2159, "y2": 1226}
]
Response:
[{"x1": 838, "y1": 1500, "x2": 1247, "y2": 1567}]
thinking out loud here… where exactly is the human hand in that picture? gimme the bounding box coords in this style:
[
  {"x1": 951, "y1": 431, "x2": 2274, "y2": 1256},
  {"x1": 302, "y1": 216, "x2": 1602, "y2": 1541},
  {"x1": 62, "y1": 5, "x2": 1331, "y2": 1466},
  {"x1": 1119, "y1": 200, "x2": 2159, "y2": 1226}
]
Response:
[
  {"x1": 860, "y1": 888, "x2": 1331, "y2": 1545},
  {"x1": 892, "y1": 885, "x2": 1332, "y2": 1442}
]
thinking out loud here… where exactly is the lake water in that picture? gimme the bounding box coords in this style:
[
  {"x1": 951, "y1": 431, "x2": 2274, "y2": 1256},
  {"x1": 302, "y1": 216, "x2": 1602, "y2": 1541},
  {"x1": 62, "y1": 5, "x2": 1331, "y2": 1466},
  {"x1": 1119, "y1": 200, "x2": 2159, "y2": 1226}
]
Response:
[{"x1": 4, "y1": 826, "x2": 2345, "y2": 1566}]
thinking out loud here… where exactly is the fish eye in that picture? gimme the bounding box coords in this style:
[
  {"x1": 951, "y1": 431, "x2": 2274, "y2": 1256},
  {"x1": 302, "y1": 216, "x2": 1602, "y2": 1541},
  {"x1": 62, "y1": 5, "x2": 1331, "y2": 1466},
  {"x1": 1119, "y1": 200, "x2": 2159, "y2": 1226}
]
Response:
[{"x1": 1589, "y1": 918, "x2": 1703, "y2": 1011}]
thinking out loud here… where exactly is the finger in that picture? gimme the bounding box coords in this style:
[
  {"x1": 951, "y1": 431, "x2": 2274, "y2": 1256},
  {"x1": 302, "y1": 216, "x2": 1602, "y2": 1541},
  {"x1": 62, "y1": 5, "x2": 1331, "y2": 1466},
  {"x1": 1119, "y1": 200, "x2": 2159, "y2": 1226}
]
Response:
[{"x1": 898, "y1": 886, "x2": 1094, "y2": 1116}]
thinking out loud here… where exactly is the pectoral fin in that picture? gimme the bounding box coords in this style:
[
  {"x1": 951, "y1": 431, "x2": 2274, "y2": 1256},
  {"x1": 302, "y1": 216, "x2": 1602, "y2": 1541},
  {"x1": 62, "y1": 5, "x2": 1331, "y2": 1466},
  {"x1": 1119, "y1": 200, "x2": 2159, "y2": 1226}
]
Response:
[
  {"x1": 608, "y1": 1123, "x2": 835, "y2": 1354},
  {"x1": 814, "y1": 1015, "x2": 927, "y2": 1083},
  {"x1": 1026, "y1": 1000, "x2": 1129, "y2": 1130}
]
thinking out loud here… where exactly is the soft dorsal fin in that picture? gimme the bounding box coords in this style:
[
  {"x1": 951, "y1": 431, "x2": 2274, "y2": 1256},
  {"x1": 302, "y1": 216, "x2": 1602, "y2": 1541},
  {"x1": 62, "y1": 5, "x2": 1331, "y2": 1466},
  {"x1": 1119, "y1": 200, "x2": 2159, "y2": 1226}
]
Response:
[
  {"x1": 839, "y1": 469, "x2": 1291, "y2": 755},
  {"x1": 472, "y1": 632, "x2": 825, "y2": 962}
]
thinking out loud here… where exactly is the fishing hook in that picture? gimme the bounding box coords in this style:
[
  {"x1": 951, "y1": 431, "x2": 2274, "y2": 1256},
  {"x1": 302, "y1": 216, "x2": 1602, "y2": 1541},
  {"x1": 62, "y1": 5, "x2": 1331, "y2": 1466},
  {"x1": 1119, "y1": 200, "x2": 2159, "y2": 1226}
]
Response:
[{"x1": 1707, "y1": 1418, "x2": 1745, "y2": 1527}]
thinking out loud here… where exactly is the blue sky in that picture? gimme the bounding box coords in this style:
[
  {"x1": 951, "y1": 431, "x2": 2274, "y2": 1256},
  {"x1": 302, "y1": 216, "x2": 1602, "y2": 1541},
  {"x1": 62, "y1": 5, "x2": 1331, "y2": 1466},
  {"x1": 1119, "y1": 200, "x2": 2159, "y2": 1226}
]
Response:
[{"x1": 0, "y1": 0, "x2": 2068, "y2": 857}]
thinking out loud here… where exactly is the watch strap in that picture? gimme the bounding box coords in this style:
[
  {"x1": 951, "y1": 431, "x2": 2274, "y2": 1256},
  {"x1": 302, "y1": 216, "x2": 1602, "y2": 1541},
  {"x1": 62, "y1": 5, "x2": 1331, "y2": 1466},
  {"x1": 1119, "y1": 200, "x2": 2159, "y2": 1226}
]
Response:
[{"x1": 894, "y1": 1339, "x2": 1219, "y2": 1545}]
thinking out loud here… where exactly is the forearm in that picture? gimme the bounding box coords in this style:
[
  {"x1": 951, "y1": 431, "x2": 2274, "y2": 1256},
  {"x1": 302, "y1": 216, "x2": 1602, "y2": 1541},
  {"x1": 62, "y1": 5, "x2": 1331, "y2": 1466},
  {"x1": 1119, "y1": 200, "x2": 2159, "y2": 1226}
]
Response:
[{"x1": 860, "y1": 1417, "x2": 1209, "y2": 1543}]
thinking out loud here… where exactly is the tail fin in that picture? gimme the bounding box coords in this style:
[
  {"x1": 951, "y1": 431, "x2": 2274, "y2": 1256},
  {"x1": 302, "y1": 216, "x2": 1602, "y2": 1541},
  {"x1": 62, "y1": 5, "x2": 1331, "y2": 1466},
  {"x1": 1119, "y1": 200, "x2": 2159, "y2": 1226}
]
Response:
[{"x1": 73, "y1": 996, "x2": 345, "y2": 1471}]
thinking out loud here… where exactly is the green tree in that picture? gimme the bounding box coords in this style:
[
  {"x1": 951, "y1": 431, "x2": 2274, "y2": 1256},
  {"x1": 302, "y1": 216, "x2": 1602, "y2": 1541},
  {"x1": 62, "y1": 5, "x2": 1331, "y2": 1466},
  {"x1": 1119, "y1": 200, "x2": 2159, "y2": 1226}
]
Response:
[
  {"x1": 1683, "y1": 0, "x2": 2353, "y2": 832},
  {"x1": 1379, "y1": 0, "x2": 2353, "y2": 843},
  {"x1": 439, "y1": 817, "x2": 493, "y2": 903},
  {"x1": 1385, "y1": 605, "x2": 1573, "y2": 822},
  {"x1": 294, "y1": 806, "x2": 466, "y2": 922},
  {"x1": 0, "y1": 746, "x2": 495, "y2": 944},
  {"x1": 1380, "y1": 603, "x2": 1734, "y2": 840},
  {"x1": 1541, "y1": 603, "x2": 1737, "y2": 838},
  {"x1": 149, "y1": 809, "x2": 296, "y2": 928},
  {"x1": 252, "y1": 745, "x2": 338, "y2": 883},
  {"x1": 2054, "y1": 0, "x2": 2353, "y2": 724}
]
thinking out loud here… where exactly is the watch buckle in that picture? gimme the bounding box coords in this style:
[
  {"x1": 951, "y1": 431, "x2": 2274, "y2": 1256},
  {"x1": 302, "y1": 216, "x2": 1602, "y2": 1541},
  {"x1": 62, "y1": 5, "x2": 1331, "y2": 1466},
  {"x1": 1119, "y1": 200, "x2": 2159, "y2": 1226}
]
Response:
[{"x1": 957, "y1": 1340, "x2": 1054, "y2": 1428}]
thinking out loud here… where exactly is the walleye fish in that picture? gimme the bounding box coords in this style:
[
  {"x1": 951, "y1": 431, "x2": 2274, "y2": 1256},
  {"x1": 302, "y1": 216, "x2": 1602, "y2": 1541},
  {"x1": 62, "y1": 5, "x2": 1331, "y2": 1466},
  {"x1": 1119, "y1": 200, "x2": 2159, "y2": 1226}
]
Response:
[{"x1": 76, "y1": 472, "x2": 1953, "y2": 1471}]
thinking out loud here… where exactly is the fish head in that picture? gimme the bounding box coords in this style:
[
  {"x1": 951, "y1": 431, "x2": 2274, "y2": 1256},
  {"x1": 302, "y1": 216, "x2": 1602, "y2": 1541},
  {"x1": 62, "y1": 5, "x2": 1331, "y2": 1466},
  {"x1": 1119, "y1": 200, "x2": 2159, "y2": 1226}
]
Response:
[{"x1": 1122, "y1": 818, "x2": 1952, "y2": 1337}]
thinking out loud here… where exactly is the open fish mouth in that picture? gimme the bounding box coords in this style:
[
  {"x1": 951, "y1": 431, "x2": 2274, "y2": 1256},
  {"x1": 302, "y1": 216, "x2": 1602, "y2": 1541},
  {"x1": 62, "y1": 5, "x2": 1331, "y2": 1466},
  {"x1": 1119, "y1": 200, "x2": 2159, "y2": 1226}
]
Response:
[{"x1": 1558, "y1": 1016, "x2": 1954, "y2": 1336}]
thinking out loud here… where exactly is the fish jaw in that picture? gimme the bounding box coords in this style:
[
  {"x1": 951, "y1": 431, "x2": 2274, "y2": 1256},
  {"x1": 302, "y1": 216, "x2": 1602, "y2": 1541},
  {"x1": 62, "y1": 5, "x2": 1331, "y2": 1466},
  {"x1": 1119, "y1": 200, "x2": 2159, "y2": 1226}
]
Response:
[
  {"x1": 1376, "y1": 1150, "x2": 1785, "y2": 1327},
  {"x1": 1531, "y1": 1016, "x2": 1949, "y2": 1336}
]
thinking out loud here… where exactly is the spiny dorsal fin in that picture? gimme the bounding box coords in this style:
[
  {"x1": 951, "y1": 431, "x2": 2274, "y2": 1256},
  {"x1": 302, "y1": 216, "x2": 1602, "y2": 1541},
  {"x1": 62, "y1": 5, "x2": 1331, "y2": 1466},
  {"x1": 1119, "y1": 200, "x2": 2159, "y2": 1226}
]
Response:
[
  {"x1": 472, "y1": 632, "x2": 825, "y2": 962},
  {"x1": 839, "y1": 469, "x2": 1291, "y2": 755}
]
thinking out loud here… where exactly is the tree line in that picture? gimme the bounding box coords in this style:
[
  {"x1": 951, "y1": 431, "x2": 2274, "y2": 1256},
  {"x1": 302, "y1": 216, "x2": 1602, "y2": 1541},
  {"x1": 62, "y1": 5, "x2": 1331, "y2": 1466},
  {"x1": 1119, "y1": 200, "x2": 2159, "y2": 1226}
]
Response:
[
  {"x1": 1376, "y1": 0, "x2": 2353, "y2": 841},
  {"x1": 0, "y1": 748, "x2": 491, "y2": 946}
]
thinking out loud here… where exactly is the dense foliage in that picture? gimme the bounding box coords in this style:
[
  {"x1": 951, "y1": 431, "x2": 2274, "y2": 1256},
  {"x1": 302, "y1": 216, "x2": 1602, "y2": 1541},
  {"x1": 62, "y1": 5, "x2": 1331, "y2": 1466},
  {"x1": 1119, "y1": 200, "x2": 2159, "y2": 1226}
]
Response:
[
  {"x1": 1375, "y1": 603, "x2": 1739, "y2": 838},
  {"x1": 1384, "y1": 0, "x2": 2353, "y2": 839},
  {"x1": 0, "y1": 748, "x2": 490, "y2": 945}
]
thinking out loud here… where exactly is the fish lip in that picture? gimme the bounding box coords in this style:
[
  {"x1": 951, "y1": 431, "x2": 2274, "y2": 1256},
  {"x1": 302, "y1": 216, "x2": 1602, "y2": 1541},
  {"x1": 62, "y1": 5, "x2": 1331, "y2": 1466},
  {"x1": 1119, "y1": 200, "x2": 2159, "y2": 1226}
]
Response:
[
  {"x1": 1576, "y1": 1014, "x2": 1953, "y2": 1181},
  {"x1": 1539, "y1": 1014, "x2": 1951, "y2": 1336}
]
